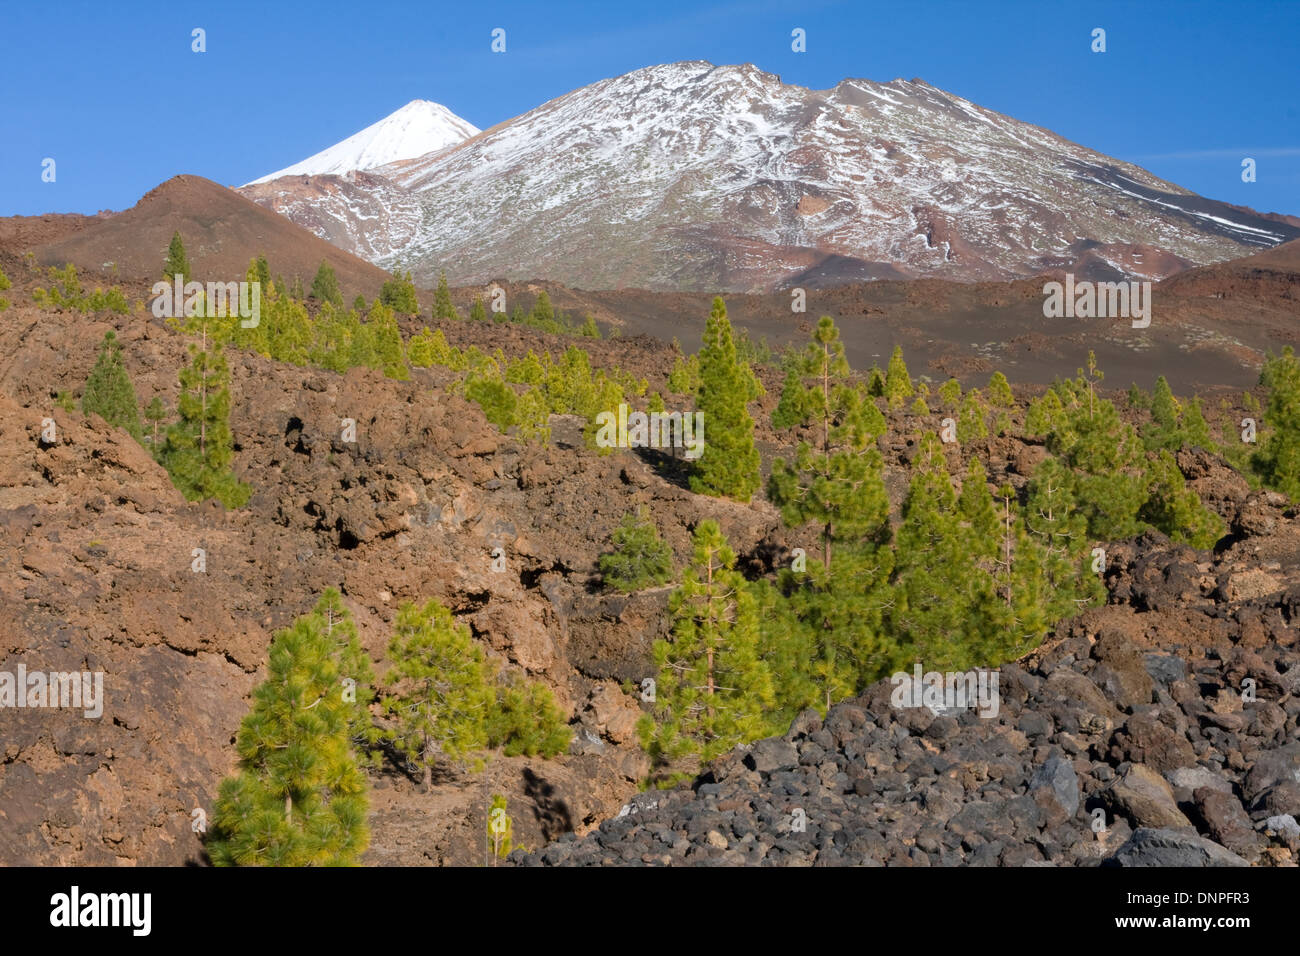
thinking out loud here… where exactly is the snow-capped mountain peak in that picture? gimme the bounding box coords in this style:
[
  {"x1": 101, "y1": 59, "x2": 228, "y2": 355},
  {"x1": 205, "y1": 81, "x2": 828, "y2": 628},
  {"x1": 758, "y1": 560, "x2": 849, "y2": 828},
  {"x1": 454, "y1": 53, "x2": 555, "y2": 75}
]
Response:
[
  {"x1": 239, "y1": 62, "x2": 1299, "y2": 290},
  {"x1": 243, "y1": 100, "x2": 479, "y2": 186}
]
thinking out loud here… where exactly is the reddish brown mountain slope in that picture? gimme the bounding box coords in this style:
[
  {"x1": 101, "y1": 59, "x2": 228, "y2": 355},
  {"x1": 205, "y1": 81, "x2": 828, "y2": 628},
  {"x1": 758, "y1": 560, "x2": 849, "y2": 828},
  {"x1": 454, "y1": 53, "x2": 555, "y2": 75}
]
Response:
[{"x1": 30, "y1": 175, "x2": 392, "y2": 298}]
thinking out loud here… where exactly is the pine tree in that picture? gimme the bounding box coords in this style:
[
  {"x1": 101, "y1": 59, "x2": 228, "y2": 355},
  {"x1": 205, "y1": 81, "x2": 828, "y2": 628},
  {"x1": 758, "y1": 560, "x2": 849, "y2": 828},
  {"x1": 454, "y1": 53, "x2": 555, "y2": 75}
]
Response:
[
  {"x1": 667, "y1": 352, "x2": 702, "y2": 397},
  {"x1": 958, "y1": 457, "x2": 1000, "y2": 550},
  {"x1": 598, "y1": 507, "x2": 674, "y2": 591},
  {"x1": 0, "y1": 266, "x2": 11, "y2": 311},
  {"x1": 1141, "y1": 450, "x2": 1224, "y2": 548},
  {"x1": 365, "y1": 300, "x2": 408, "y2": 380},
  {"x1": 253, "y1": 255, "x2": 271, "y2": 289},
  {"x1": 690, "y1": 297, "x2": 761, "y2": 501},
  {"x1": 997, "y1": 483, "x2": 1052, "y2": 655},
  {"x1": 768, "y1": 316, "x2": 887, "y2": 570},
  {"x1": 310, "y1": 261, "x2": 342, "y2": 307},
  {"x1": 383, "y1": 599, "x2": 494, "y2": 789},
  {"x1": 1183, "y1": 396, "x2": 1212, "y2": 449},
  {"x1": 938, "y1": 377, "x2": 962, "y2": 409},
  {"x1": 1252, "y1": 346, "x2": 1300, "y2": 500},
  {"x1": 81, "y1": 330, "x2": 143, "y2": 440},
  {"x1": 486, "y1": 676, "x2": 570, "y2": 757},
  {"x1": 987, "y1": 371, "x2": 1014, "y2": 408},
  {"x1": 379, "y1": 270, "x2": 419, "y2": 314},
  {"x1": 469, "y1": 296, "x2": 488, "y2": 323},
  {"x1": 207, "y1": 604, "x2": 369, "y2": 866},
  {"x1": 1045, "y1": 357, "x2": 1148, "y2": 541},
  {"x1": 884, "y1": 346, "x2": 913, "y2": 409},
  {"x1": 143, "y1": 396, "x2": 167, "y2": 451},
  {"x1": 313, "y1": 588, "x2": 381, "y2": 768},
  {"x1": 958, "y1": 389, "x2": 989, "y2": 442},
  {"x1": 767, "y1": 318, "x2": 898, "y2": 702},
  {"x1": 889, "y1": 434, "x2": 1011, "y2": 671},
  {"x1": 433, "y1": 272, "x2": 459, "y2": 321},
  {"x1": 1142, "y1": 375, "x2": 1182, "y2": 451},
  {"x1": 163, "y1": 231, "x2": 191, "y2": 281},
  {"x1": 866, "y1": 364, "x2": 886, "y2": 398},
  {"x1": 1024, "y1": 456, "x2": 1104, "y2": 621},
  {"x1": 159, "y1": 337, "x2": 250, "y2": 508},
  {"x1": 639, "y1": 521, "x2": 775, "y2": 768},
  {"x1": 1026, "y1": 388, "x2": 1065, "y2": 437},
  {"x1": 749, "y1": 578, "x2": 820, "y2": 726},
  {"x1": 531, "y1": 290, "x2": 554, "y2": 326}
]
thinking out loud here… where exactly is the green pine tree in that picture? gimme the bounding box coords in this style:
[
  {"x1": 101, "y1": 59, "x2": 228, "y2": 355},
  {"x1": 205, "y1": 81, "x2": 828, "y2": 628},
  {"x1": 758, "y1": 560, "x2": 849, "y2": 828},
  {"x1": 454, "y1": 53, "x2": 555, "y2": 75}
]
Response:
[
  {"x1": 884, "y1": 346, "x2": 913, "y2": 409},
  {"x1": 768, "y1": 316, "x2": 888, "y2": 570},
  {"x1": 433, "y1": 271, "x2": 459, "y2": 321},
  {"x1": 1252, "y1": 346, "x2": 1300, "y2": 500},
  {"x1": 866, "y1": 364, "x2": 886, "y2": 398},
  {"x1": 1142, "y1": 375, "x2": 1183, "y2": 451},
  {"x1": 81, "y1": 330, "x2": 143, "y2": 440},
  {"x1": 938, "y1": 377, "x2": 962, "y2": 409},
  {"x1": 313, "y1": 589, "x2": 381, "y2": 768},
  {"x1": 310, "y1": 261, "x2": 343, "y2": 307},
  {"x1": 531, "y1": 290, "x2": 554, "y2": 326},
  {"x1": 1045, "y1": 356, "x2": 1147, "y2": 541},
  {"x1": 958, "y1": 389, "x2": 989, "y2": 442},
  {"x1": 207, "y1": 603, "x2": 370, "y2": 866},
  {"x1": 1026, "y1": 388, "x2": 1065, "y2": 437},
  {"x1": 958, "y1": 457, "x2": 1000, "y2": 549},
  {"x1": 987, "y1": 371, "x2": 1014, "y2": 408},
  {"x1": 486, "y1": 676, "x2": 570, "y2": 758},
  {"x1": 1023, "y1": 456, "x2": 1104, "y2": 622},
  {"x1": 163, "y1": 231, "x2": 191, "y2": 281},
  {"x1": 143, "y1": 396, "x2": 168, "y2": 452},
  {"x1": 382, "y1": 599, "x2": 494, "y2": 789},
  {"x1": 159, "y1": 337, "x2": 250, "y2": 508},
  {"x1": 469, "y1": 296, "x2": 488, "y2": 322},
  {"x1": 0, "y1": 266, "x2": 11, "y2": 311},
  {"x1": 889, "y1": 433, "x2": 1012, "y2": 671},
  {"x1": 1141, "y1": 450, "x2": 1224, "y2": 548},
  {"x1": 379, "y1": 270, "x2": 419, "y2": 314},
  {"x1": 689, "y1": 297, "x2": 761, "y2": 501},
  {"x1": 365, "y1": 300, "x2": 409, "y2": 380},
  {"x1": 639, "y1": 521, "x2": 776, "y2": 769},
  {"x1": 598, "y1": 506, "x2": 674, "y2": 591}
]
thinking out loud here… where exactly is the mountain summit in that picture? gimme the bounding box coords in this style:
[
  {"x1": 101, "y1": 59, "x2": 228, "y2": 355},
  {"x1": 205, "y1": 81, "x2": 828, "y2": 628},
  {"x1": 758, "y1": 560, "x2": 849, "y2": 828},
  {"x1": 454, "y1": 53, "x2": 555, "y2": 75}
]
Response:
[
  {"x1": 241, "y1": 62, "x2": 1299, "y2": 290},
  {"x1": 243, "y1": 99, "x2": 479, "y2": 186}
]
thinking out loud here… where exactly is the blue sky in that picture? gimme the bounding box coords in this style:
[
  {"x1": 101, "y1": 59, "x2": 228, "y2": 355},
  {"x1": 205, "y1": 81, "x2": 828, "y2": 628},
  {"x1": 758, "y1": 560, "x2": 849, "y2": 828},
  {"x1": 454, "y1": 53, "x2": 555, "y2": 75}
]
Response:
[{"x1": 2, "y1": 0, "x2": 1297, "y2": 217}]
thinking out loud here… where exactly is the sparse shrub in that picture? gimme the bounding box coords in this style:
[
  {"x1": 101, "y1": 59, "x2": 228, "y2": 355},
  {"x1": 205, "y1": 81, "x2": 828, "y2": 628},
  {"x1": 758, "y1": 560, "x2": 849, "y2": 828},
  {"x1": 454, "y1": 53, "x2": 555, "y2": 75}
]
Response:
[{"x1": 32, "y1": 264, "x2": 129, "y2": 314}]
